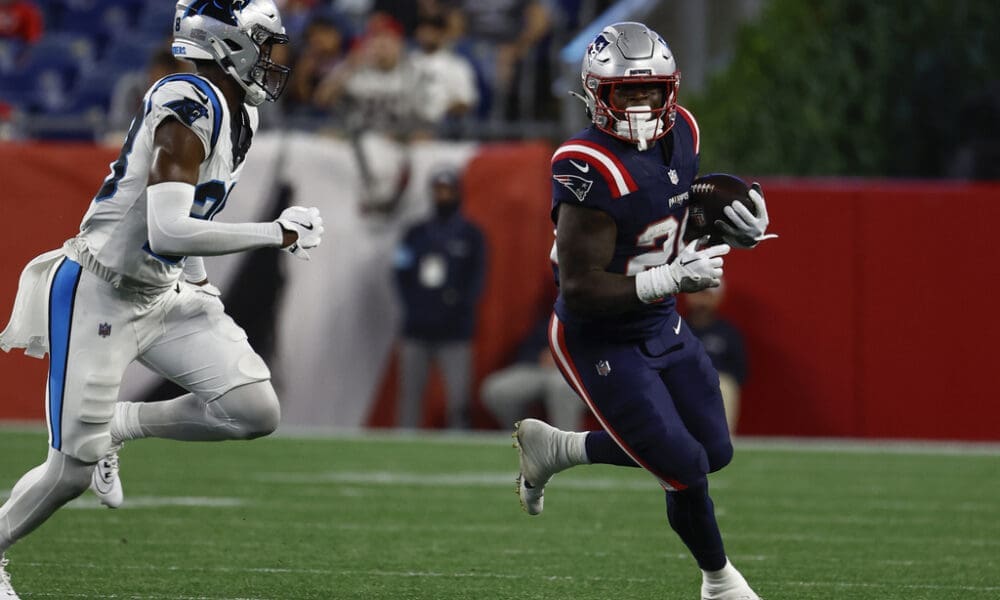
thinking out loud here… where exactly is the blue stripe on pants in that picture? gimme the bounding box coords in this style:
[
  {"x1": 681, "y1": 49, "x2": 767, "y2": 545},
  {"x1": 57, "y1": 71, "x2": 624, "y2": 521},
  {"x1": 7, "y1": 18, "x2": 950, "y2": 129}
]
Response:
[{"x1": 48, "y1": 258, "x2": 82, "y2": 450}]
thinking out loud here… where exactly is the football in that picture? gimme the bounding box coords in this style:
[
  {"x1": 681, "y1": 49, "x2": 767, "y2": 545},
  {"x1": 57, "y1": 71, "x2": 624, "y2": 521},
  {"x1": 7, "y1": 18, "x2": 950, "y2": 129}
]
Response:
[{"x1": 684, "y1": 173, "x2": 756, "y2": 244}]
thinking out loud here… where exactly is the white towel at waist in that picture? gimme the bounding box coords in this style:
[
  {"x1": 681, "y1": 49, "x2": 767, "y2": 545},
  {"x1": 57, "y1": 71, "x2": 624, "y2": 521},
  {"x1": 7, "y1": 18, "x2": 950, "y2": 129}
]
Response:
[{"x1": 0, "y1": 248, "x2": 66, "y2": 358}]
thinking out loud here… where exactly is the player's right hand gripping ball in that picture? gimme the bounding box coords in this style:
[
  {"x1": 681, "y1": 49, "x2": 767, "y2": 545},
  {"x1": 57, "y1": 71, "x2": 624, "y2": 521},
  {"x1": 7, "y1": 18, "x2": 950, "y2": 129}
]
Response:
[{"x1": 277, "y1": 206, "x2": 324, "y2": 260}]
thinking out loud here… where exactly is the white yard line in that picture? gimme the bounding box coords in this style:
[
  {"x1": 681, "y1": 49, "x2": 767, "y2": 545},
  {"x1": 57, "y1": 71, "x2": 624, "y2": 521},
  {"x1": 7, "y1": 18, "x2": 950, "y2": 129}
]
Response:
[
  {"x1": 19, "y1": 562, "x2": 1000, "y2": 593},
  {"x1": 0, "y1": 493, "x2": 245, "y2": 510},
  {"x1": 3, "y1": 423, "x2": 998, "y2": 454},
  {"x1": 23, "y1": 594, "x2": 268, "y2": 600},
  {"x1": 252, "y1": 469, "x2": 670, "y2": 491}
]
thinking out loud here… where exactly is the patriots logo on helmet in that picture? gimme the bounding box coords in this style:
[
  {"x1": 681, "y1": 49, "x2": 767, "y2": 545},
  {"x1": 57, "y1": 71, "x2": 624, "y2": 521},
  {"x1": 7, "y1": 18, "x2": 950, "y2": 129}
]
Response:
[
  {"x1": 554, "y1": 174, "x2": 594, "y2": 202},
  {"x1": 588, "y1": 34, "x2": 609, "y2": 61}
]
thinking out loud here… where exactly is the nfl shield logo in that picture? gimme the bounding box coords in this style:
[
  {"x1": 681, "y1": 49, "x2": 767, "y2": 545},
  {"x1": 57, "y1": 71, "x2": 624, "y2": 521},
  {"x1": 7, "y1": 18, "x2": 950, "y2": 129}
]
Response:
[
  {"x1": 668, "y1": 169, "x2": 679, "y2": 185},
  {"x1": 595, "y1": 360, "x2": 611, "y2": 377},
  {"x1": 98, "y1": 323, "x2": 112, "y2": 338}
]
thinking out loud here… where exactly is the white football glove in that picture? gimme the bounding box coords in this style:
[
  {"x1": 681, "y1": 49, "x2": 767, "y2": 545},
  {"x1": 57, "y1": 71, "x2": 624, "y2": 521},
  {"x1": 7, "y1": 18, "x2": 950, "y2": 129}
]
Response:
[
  {"x1": 276, "y1": 206, "x2": 324, "y2": 260},
  {"x1": 635, "y1": 237, "x2": 730, "y2": 303},
  {"x1": 715, "y1": 182, "x2": 778, "y2": 248},
  {"x1": 183, "y1": 280, "x2": 224, "y2": 312}
]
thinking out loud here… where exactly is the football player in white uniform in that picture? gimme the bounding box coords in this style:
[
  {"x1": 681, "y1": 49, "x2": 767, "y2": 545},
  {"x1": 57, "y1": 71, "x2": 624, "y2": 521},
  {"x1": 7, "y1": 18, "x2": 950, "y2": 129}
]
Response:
[{"x1": 0, "y1": 1, "x2": 322, "y2": 595}]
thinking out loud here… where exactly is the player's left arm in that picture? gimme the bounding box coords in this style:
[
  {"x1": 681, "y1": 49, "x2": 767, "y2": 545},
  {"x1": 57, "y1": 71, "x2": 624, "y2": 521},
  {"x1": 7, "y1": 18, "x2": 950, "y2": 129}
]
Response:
[{"x1": 715, "y1": 182, "x2": 778, "y2": 248}]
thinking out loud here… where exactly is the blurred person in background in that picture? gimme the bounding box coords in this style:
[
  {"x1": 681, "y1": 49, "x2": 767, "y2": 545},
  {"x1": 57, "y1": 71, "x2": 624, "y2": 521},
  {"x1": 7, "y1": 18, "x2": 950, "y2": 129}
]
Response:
[
  {"x1": 444, "y1": 0, "x2": 553, "y2": 121},
  {"x1": 0, "y1": 2, "x2": 324, "y2": 596},
  {"x1": 481, "y1": 311, "x2": 582, "y2": 431},
  {"x1": 511, "y1": 22, "x2": 774, "y2": 600},
  {"x1": 393, "y1": 166, "x2": 486, "y2": 429},
  {"x1": 0, "y1": 0, "x2": 43, "y2": 53},
  {"x1": 682, "y1": 283, "x2": 747, "y2": 435},
  {"x1": 947, "y1": 80, "x2": 1000, "y2": 180},
  {"x1": 275, "y1": 0, "x2": 322, "y2": 41},
  {"x1": 313, "y1": 12, "x2": 414, "y2": 133},
  {"x1": 284, "y1": 11, "x2": 348, "y2": 116},
  {"x1": 107, "y1": 47, "x2": 193, "y2": 138},
  {"x1": 410, "y1": 12, "x2": 478, "y2": 132},
  {"x1": 0, "y1": 0, "x2": 41, "y2": 81}
]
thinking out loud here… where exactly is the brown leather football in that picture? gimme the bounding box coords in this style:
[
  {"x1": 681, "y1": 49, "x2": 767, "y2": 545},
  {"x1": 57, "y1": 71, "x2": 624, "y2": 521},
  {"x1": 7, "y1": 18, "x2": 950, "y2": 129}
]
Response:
[{"x1": 684, "y1": 173, "x2": 756, "y2": 244}]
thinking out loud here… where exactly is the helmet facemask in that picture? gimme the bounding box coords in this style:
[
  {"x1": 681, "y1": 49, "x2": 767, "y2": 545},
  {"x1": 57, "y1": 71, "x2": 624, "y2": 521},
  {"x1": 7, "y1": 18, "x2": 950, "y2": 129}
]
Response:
[
  {"x1": 591, "y1": 75, "x2": 679, "y2": 151},
  {"x1": 243, "y1": 24, "x2": 290, "y2": 104}
]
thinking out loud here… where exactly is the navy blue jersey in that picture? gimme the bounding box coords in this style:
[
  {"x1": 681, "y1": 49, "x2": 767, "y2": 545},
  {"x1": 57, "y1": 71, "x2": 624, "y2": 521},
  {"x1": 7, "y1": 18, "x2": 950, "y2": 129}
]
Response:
[{"x1": 550, "y1": 106, "x2": 701, "y2": 341}]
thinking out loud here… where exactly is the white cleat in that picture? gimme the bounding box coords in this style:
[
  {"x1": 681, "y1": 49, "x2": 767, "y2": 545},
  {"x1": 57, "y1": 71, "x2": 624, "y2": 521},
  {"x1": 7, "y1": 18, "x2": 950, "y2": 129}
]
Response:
[
  {"x1": 90, "y1": 447, "x2": 123, "y2": 509},
  {"x1": 0, "y1": 555, "x2": 21, "y2": 599},
  {"x1": 701, "y1": 591, "x2": 761, "y2": 600},
  {"x1": 513, "y1": 418, "x2": 581, "y2": 516},
  {"x1": 701, "y1": 561, "x2": 762, "y2": 600}
]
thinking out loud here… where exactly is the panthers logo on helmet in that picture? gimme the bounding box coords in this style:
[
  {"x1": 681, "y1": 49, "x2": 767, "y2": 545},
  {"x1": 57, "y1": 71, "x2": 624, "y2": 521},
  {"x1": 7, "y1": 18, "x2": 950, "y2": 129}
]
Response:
[{"x1": 182, "y1": 0, "x2": 239, "y2": 26}]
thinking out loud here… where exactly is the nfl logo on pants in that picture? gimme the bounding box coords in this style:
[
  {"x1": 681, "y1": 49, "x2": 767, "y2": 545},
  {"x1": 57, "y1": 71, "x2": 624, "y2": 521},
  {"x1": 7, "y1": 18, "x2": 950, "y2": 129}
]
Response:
[{"x1": 98, "y1": 323, "x2": 112, "y2": 338}]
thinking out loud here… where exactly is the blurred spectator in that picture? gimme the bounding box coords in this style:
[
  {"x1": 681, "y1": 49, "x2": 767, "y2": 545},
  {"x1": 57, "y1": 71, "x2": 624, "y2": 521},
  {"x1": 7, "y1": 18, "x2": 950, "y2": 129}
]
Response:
[
  {"x1": 0, "y1": 0, "x2": 42, "y2": 67},
  {"x1": 947, "y1": 81, "x2": 1000, "y2": 180},
  {"x1": 276, "y1": 0, "x2": 323, "y2": 41},
  {"x1": 285, "y1": 12, "x2": 348, "y2": 115},
  {"x1": 410, "y1": 12, "x2": 478, "y2": 129},
  {"x1": 446, "y1": 0, "x2": 553, "y2": 121},
  {"x1": 313, "y1": 13, "x2": 414, "y2": 134},
  {"x1": 393, "y1": 166, "x2": 486, "y2": 429},
  {"x1": 480, "y1": 312, "x2": 582, "y2": 430},
  {"x1": 107, "y1": 47, "x2": 190, "y2": 136},
  {"x1": 0, "y1": 0, "x2": 43, "y2": 45},
  {"x1": 682, "y1": 284, "x2": 747, "y2": 435}
]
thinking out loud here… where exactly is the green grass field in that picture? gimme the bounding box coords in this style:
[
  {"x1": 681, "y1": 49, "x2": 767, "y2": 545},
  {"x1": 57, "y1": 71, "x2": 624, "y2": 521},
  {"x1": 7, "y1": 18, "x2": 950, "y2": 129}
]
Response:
[{"x1": 1, "y1": 427, "x2": 998, "y2": 600}]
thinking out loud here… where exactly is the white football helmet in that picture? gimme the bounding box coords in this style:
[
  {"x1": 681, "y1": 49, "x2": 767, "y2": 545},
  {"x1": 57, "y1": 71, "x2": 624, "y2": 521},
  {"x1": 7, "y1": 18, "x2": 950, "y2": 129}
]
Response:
[
  {"x1": 580, "y1": 22, "x2": 680, "y2": 150},
  {"x1": 172, "y1": 0, "x2": 291, "y2": 106}
]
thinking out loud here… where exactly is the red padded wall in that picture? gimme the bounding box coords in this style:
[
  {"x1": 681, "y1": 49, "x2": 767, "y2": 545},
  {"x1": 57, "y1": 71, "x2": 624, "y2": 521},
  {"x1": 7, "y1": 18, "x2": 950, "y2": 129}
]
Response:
[
  {"x1": 1, "y1": 142, "x2": 998, "y2": 440},
  {"x1": 0, "y1": 143, "x2": 117, "y2": 421}
]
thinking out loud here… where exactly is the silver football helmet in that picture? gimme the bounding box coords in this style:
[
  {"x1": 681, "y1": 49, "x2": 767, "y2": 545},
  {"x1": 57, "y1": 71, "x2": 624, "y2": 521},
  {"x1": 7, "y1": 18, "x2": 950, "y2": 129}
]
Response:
[
  {"x1": 580, "y1": 22, "x2": 680, "y2": 150},
  {"x1": 172, "y1": 0, "x2": 291, "y2": 106}
]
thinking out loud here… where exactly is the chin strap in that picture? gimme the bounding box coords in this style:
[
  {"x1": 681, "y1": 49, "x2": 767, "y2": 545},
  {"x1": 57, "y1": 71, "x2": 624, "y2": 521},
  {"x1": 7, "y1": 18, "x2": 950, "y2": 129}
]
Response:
[
  {"x1": 568, "y1": 90, "x2": 592, "y2": 119},
  {"x1": 615, "y1": 106, "x2": 663, "y2": 151}
]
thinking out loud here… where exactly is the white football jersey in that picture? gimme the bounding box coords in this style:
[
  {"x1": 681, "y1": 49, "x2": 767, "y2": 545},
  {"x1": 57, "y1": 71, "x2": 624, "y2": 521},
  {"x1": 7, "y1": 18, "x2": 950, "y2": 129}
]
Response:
[{"x1": 77, "y1": 73, "x2": 259, "y2": 290}]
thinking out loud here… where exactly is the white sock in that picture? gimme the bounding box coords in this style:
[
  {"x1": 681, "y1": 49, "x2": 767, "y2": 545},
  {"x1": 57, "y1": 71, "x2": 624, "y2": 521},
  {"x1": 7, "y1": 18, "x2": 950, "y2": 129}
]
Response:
[
  {"x1": 109, "y1": 401, "x2": 145, "y2": 444},
  {"x1": 703, "y1": 559, "x2": 741, "y2": 583},
  {"x1": 565, "y1": 431, "x2": 589, "y2": 465}
]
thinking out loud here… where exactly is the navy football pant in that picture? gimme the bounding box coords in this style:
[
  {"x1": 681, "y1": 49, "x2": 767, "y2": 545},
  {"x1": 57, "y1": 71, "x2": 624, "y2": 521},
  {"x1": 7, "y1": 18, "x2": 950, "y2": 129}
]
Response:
[
  {"x1": 548, "y1": 312, "x2": 732, "y2": 570},
  {"x1": 548, "y1": 313, "x2": 733, "y2": 489}
]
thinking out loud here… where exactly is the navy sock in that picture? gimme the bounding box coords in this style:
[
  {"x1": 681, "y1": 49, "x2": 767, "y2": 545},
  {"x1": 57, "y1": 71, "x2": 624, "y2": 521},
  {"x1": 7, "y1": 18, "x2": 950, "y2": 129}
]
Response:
[
  {"x1": 584, "y1": 431, "x2": 639, "y2": 467},
  {"x1": 665, "y1": 484, "x2": 727, "y2": 571}
]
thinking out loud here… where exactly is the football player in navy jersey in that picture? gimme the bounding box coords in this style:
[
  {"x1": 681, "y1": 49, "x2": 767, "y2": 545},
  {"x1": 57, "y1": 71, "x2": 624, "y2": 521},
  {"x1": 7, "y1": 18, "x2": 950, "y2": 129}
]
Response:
[
  {"x1": 513, "y1": 22, "x2": 775, "y2": 600},
  {"x1": 0, "y1": 2, "x2": 323, "y2": 595}
]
